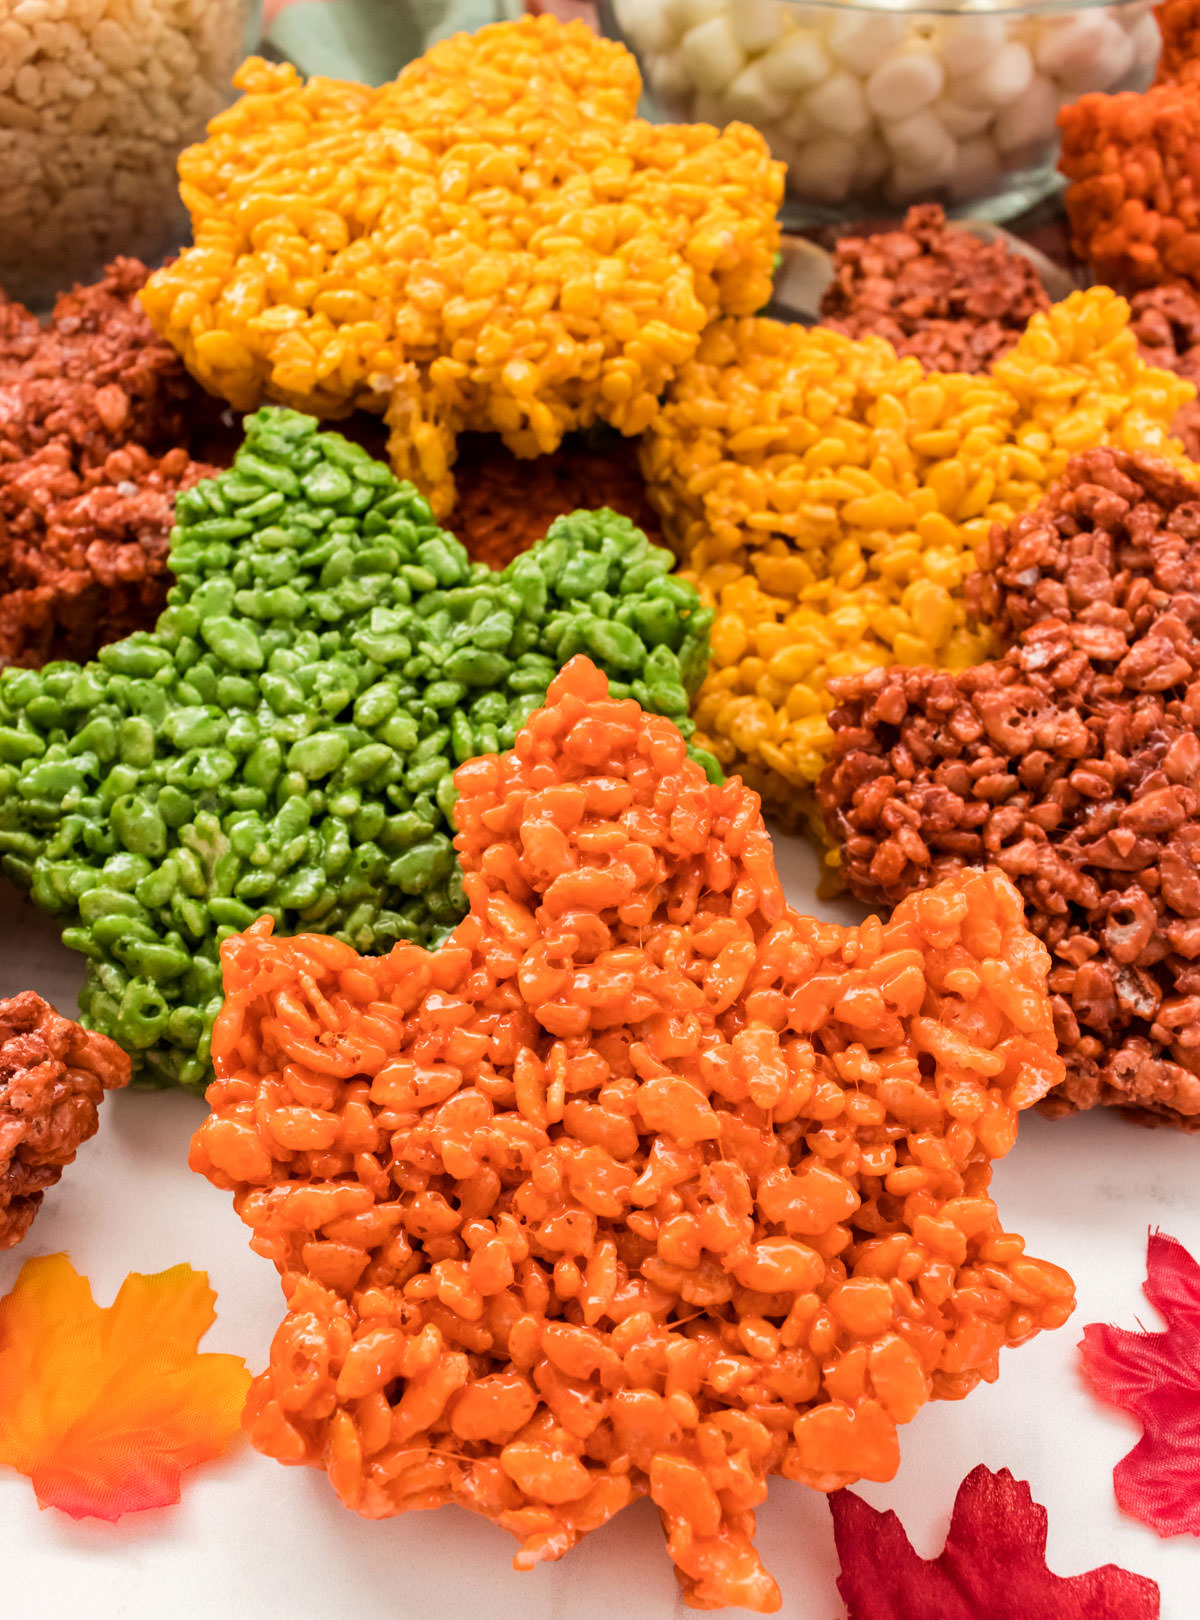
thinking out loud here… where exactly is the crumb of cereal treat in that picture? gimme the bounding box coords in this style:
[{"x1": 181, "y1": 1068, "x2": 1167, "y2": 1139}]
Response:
[
  {"x1": 818, "y1": 206, "x2": 1051, "y2": 373},
  {"x1": 820, "y1": 448, "x2": 1200, "y2": 1127},
  {"x1": 192, "y1": 656, "x2": 1074, "y2": 1613},
  {"x1": 0, "y1": 443, "x2": 218, "y2": 667},
  {"x1": 0, "y1": 259, "x2": 224, "y2": 667},
  {"x1": 0, "y1": 261, "x2": 216, "y2": 461},
  {"x1": 967, "y1": 445, "x2": 1200, "y2": 641},
  {"x1": 0, "y1": 991, "x2": 129, "y2": 1249},
  {"x1": 1129, "y1": 284, "x2": 1200, "y2": 460}
]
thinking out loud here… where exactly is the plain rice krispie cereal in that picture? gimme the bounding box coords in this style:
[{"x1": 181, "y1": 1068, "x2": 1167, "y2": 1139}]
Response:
[{"x1": 0, "y1": 0, "x2": 251, "y2": 306}]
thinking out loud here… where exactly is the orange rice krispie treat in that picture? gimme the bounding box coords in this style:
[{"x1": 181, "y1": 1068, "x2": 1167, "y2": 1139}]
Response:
[
  {"x1": 1059, "y1": 0, "x2": 1200, "y2": 290},
  {"x1": 192, "y1": 658, "x2": 1074, "y2": 1613}
]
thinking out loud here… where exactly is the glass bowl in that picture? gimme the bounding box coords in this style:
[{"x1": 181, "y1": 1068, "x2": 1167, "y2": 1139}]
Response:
[
  {"x1": 599, "y1": 0, "x2": 1161, "y2": 224},
  {"x1": 0, "y1": 0, "x2": 264, "y2": 310}
]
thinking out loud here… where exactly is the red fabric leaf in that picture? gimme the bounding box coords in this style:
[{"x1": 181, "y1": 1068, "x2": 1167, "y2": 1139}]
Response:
[
  {"x1": 830, "y1": 1464, "x2": 1160, "y2": 1620},
  {"x1": 1080, "y1": 1229, "x2": 1200, "y2": 1537}
]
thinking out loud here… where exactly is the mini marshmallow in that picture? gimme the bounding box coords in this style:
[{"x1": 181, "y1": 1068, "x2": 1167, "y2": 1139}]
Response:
[
  {"x1": 883, "y1": 106, "x2": 955, "y2": 170},
  {"x1": 647, "y1": 51, "x2": 695, "y2": 110},
  {"x1": 763, "y1": 130, "x2": 803, "y2": 175},
  {"x1": 853, "y1": 133, "x2": 891, "y2": 192},
  {"x1": 693, "y1": 87, "x2": 732, "y2": 124},
  {"x1": 866, "y1": 50, "x2": 945, "y2": 120},
  {"x1": 886, "y1": 166, "x2": 924, "y2": 204},
  {"x1": 759, "y1": 29, "x2": 833, "y2": 94},
  {"x1": 614, "y1": 0, "x2": 679, "y2": 56},
  {"x1": 1034, "y1": 14, "x2": 1132, "y2": 91},
  {"x1": 721, "y1": 60, "x2": 789, "y2": 123},
  {"x1": 728, "y1": 0, "x2": 785, "y2": 55},
  {"x1": 1003, "y1": 137, "x2": 1054, "y2": 171},
  {"x1": 780, "y1": 102, "x2": 814, "y2": 144},
  {"x1": 949, "y1": 133, "x2": 1003, "y2": 199},
  {"x1": 787, "y1": 133, "x2": 859, "y2": 203},
  {"x1": 1126, "y1": 11, "x2": 1163, "y2": 73},
  {"x1": 952, "y1": 40, "x2": 1034, "y2": 108},
  {"x1": 680, "y1": 14, "x2": 745, "y2": 92},
  {"x1": 786, "y1": 7, "x2": 830, "y2": 26},
  {"x1": 1086, "y1": 17, "x2": 1137, "y2": 88},
  {"x1": 934, "y1": 95, "x2": 994, "y2": 139},
  {"x1": 889, "y1": 150, "x2": 955, "y2": 201},
  {"x1": 935, "y1": 14, "x2": 1009, "y2": 79},
  {"x1": 827, "y1": 12, "x2": 909, "y2": 77},
  {"x1": 656, "y1": 0, "x2": 692, "y2": 28},
  {"x1": 671, "y1": 0, "x2": 727, "y2": 29},
  {"x1": 805, "y1": 69, "x2": 872, "y2": 138},
  {"x1": 992, "y1": 71, "x2": 1059, "y2": 152}
]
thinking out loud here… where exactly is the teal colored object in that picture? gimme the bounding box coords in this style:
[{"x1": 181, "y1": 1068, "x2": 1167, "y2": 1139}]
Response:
[
  {"x1": 266, "y1": 0, "x2": 521, "y2": 84},
  {"x1": 0, "y1": 409, "x2": 716, "y2": 1093}
]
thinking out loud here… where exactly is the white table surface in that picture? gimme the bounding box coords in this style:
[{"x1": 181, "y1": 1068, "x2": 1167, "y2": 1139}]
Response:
[{"x1": 2, "y1": 833, "x2": 1196, "y2": 1620}]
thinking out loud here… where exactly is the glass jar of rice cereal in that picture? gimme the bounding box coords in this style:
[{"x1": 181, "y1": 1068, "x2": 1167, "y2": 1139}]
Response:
[{"x1": 0, "y1": 0, "x2": 262, "y2": 309}]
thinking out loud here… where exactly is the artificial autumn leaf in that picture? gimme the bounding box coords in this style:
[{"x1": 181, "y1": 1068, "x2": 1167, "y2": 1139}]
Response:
[
  {"x1": 1080, "y1": 1230, "x2": 1200, "y2": 1537},
  {"x1": 0, "y1": 1253, "x2": 251, "y2": 1520},
  {"x1": 830, "y1": 1464, "x2": 1161, "y2": 1620}
]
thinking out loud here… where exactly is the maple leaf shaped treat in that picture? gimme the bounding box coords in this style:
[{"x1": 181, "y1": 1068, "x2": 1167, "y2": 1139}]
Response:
[
  {"x1": 0, "y1": 1254, "x2": 251, "y2": 1520},
  {"x1": 1080, "y1": 1230, "x2": 1200, "y2": 1537},
  {"x1": 141, "y1": 17, "x2": 782, "y2": 516},
  {"x1": 1059, "y1": 8, "x2": 1200, "y2": 298},
  {"x1": 192, "y1": 657, "x2": 1075, "y2": 1613},
  {"x1": 830, "y1": 1464, "x2": 1161, "y2": 1620}
]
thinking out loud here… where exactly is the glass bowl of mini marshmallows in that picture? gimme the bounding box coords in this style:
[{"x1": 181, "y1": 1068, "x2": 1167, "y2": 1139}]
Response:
[{"x1": 600, "y1": 0, "x2": 1161, "y2": 222}]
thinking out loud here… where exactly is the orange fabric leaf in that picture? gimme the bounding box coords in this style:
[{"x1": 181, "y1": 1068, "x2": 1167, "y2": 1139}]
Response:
[{"x1": 0, "y1": 1253, "x2": 251, "y2": 1520}]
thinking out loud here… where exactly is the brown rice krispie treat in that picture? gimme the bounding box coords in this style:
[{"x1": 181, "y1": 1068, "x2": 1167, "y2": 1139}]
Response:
[
  {"x1": 449, "y1": 433, "x2": 664, "y2": 571},
  {"x1": 0, "y1": 258, "x2": 225, "y2": 667},
  {"x1": 819, "y1": 449, "x2": 1200, "y2": 1127},
  {"x1": 818, "y1": 205, "x2": 1051, "y2": 373},
  {"x1": 0, "y1": 991, "x2": 130, "y2": 1248},
  {"x1": 1128, "y1": 283, "x2": 1200, "y2": 460}
]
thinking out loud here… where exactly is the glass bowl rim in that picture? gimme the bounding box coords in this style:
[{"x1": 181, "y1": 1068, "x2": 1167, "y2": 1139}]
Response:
[{"x1": 605, "y1": 0, "x2": 1151, "y2": 24}]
